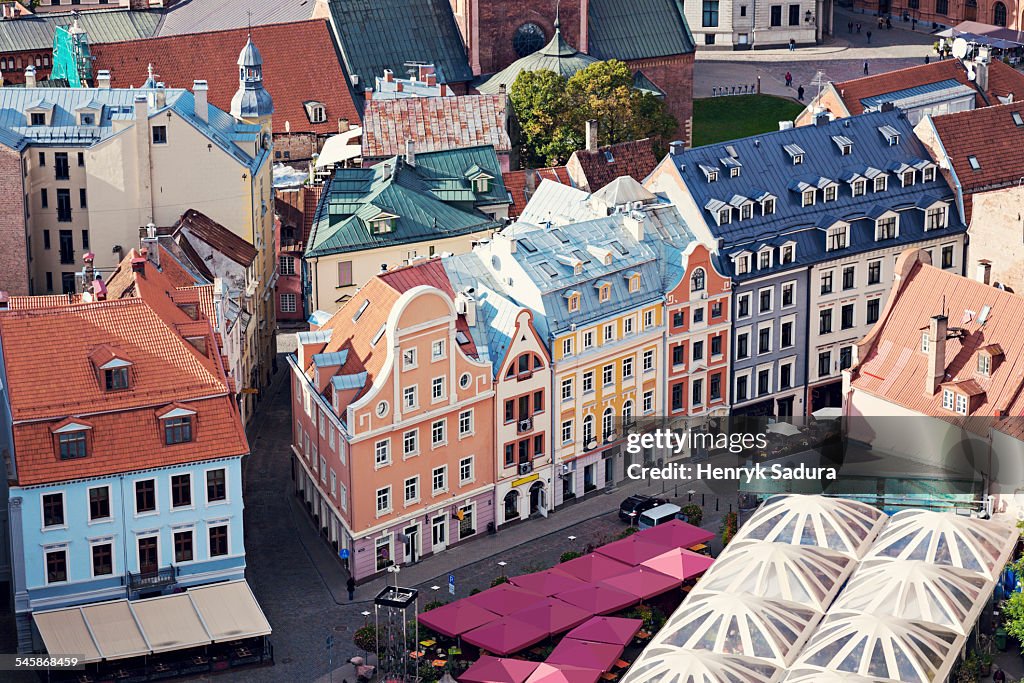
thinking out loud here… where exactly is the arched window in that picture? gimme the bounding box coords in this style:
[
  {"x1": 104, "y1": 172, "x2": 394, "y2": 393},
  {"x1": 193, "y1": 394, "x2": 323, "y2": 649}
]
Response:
[
  {"x1": 994, "y1": 1, "x2": 1007, "y2": 25},
  {"x1": 582, "y1": 414, "x2": 595, "y2": 446},
  {"x1": 691, "y1": 268, "x2": 706, "y2": 292},
  {"x1": 513, "y1": 23, "x2": 546, "y2": 57},
  {"x1": 602, "y1": 407, "x2": 615, "y2": 441},
  {"x1": 622, "y1": 400, "x2": 634, "y2": 427},
  {"x1": 503, "y1": 490, "x2": 520, "y2": 521}
]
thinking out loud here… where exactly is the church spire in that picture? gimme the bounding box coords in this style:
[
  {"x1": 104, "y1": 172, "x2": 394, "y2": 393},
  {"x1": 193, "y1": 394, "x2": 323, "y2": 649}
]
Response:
[{"x1": 230, "y1": 34, "x2": 273, "y2": 121}]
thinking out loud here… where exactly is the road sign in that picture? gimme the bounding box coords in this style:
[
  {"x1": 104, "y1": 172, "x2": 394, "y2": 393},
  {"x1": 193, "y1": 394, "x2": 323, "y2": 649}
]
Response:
[
  {"x1": 448, "y1": 574, "x2": 455, "y2": 595},
  {"x1": 326, "y1": 635, "x2": 334, "y2": 648},
  {"x1": 339, "y1": 548, "x2": 350, "y2": 559}
]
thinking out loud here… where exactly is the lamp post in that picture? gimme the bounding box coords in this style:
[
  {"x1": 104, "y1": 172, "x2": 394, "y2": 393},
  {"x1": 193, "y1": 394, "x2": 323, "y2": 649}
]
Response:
[{"x1": 497, "y1": 560, "x2": 508, "y2": 580}]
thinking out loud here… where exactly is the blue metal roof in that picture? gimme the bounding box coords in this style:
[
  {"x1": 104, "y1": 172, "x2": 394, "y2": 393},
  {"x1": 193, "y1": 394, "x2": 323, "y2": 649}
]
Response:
[
  {"x1": 667, "y1": 110, "x2": 964, "y2": 281},
  {"x1": 859, "y1": 79, "x2": 965, "y2": 110},
  {"x1": 312, "y1": 350, "x2": 349, "y2": 367},
  {"x1": 331, "y1": 372, "x2": 367, "y2": 391}
]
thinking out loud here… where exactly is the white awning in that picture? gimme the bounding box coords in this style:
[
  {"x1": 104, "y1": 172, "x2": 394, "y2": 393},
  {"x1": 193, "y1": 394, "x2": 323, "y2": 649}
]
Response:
[
  {"x1": 315, "y1": 127, "x2": 363, "y2": 169},
  {"x1": 34, "y1": 580, "x2": 270, "y2": 663}
]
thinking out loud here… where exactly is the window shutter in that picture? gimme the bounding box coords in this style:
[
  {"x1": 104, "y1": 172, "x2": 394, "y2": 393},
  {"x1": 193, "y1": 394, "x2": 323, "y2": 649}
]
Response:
[{"x1": 338, "y1": 260, "x2": 353, "y2": 286}]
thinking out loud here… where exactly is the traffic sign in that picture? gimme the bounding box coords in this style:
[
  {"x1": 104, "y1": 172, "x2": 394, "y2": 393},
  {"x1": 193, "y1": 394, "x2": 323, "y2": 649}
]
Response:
[
  {"x1": 448, "y1": 574, "x2": 456, "y2": 595},
  {"x1": 339, "y1": 548, "x2": 350, "y2": 559}
]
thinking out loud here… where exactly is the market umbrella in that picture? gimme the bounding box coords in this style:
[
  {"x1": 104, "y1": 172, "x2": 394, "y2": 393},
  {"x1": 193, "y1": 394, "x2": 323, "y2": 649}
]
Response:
[
  {"x1": 459, "y1": 655, "x2": 540, "y2": 683},
  {"x1": 511, "y1": 570, "x2": 587, "y2": 596},
  {"x1": 639, "y1": 547, "x2": 714, "y2": 581},
  {"x1": 418, "y1": 600, "x2": 501, "y2": 638},
  {"x1": 466, "y1": 584, "x2": 547, "y2": 616},
  {"x1": 594, "y1": 535, "x2": 673, "y2": 566},
  {"x1": 636, "y1": 519, "x2": 714, "y2": 550},
  {"x1": 554, "y1": 553, "x2": 633, "y2": 583},
  {"x1": 524, "y1": 662, "x2": 603, "y2": 683},
  {"x1": 462, "y1": 616, "x2": 549, "y2": 656},
  {"x1": 566, "y1": 616, "x2": 642, "y2": 646},
  {"x1": 767, "y1": 421, "x2": 802, "y2": 437},
  {"x1": 554, "y1": 583, "x2": 637, "y2": 615},
  {"x1": 509, "y1": 598, "x2": 592, "y2": 635},
  {"x1": 599, "y1": 566, "x2": 680, "y2": 600},
  {"x1": 546, "y1": 638, "x2": 624, "y2": 671},
  {"x1": 811, "y1": 406, "x2": 843, "y2": 419}
]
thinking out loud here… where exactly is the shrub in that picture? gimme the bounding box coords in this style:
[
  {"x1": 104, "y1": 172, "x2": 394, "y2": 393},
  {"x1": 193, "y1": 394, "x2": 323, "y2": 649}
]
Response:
[
  {"x1": 469, "y1": 588, "x2": 482, "y2": 595},
  {"x1": 560, "y1": 550, "x2": 582, "y2": 563},
  {"x1": 618, "y1": 526, "x2": 640, "y2": 539},
  {"x1": 680, "y1": 504, "x2": 703, "y2": 527},
  {"x1": 491, "y1": 575, "x2": 510, "y2": 587},
  {"x1": 423, "y1": 600, "x2": 448, "y2": 612},
  {"x1": 353, "y1": 625, "x2": 377, "y2": 653},
  {"x1": 720, "y1": 511, "x2": 738, "y2": 547}
]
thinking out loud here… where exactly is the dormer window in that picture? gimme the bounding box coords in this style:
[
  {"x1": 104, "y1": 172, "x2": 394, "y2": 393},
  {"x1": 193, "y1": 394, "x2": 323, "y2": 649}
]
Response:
[
  {"x1": 79, "y1": 113, "x2": 95, "y2": 126},
  {"x1": 762, "y1": 197, "x2": 776, "y2": 215},
  {"x1": 735, "y1": 255, "x2": 750, "y2": 275},
  {"x1": 566, "y1": 291, "x2": 581, "y2": 312},
  {"x1": 105, "y1": 367, "x2": 129, "y2": 391},
  {"x1": 874, "y1": 175, "x2": 887, "y2": 192},
  {"x1": 758, "y1": 249, "x2": 772, "y2": 270},
  {"x1": 780, "y1": 243, "x2": 795, "y2": 264},
  {"x1": 920, "y1": 332, "x2": 930, "y2": 353},
  {"x1": 740, "y1": 203, "x2": 753, "y2": 220},
  {"x1": 730, "y1": 167, "x2": 741, "y2": 178},
  {"x1": 823, "y1": 185, "x2": 837, "y2": 202},
  {"x1": 826, "y1": 225, "x2": 848, "y2": 251},
  {"x1": 718, "y1": 208, "x2": 731, "y2": 225},
  {"x1": 978, "y1": 353, "x2": 991, "y2": 375},
  {"x1": 942, "y1": 388, "x2": 954, "y2": 410},
  {"x1": 158, "y1": 406, "x2": 197, "y2": 445},
  {"x1": 955, "y1": 394, "x2": 968, "y2": 415},
  {"x1": 628, "y1": 273, "x2": 641, "y2": 292},
  {"x1": 701, "y1": 164, "x2": 719, "y2": 182},
  {"x1": 978, "y1": 344, "x2": 1003, "y2": 376},
  {"x1": 925, "y1": 204, "x2": 947, "y2": 231},
  {"x1": 901, "y1": 170, "x2": 915, "y2": 187},
  {"x1": 53, "y1": 421, "x2": 92, "y2": 460},
  {"x1": 474, "y1": 177, "x2": 491, "y2": 193},
  {"x1": 875, "y1": 215, "x2": 898, "y2": 240},
  {"x1": 784, "y1": 144, "x2": 805, "y2": 165},
  {"x1": 852, "y1": 179, "x2": 866, "y2": 197},
  {"x1": 303, "y1": 101, "x2": 327, "y2": 124},
  {"x1": 802, "y1": 189, "x2": 816, "y2": 207},
  {"x1": 923, "y1": 166, "x2": 936, "y2": 182},
  {"x1": 574, "y1": 262, "x2": 583, "y2": 276},
  {"x1": 369, "y1": 213, "x2": 397, "y2": 235},
  {"x1": 597, "y1": 282, "x2": 611, "y2": 302},
  {"x1": 878, "y1": 125, "x2": 901, "y2": 145}
]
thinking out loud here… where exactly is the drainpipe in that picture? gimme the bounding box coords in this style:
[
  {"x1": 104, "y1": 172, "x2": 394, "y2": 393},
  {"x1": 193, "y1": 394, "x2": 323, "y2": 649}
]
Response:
[{"x1": 800, "y1": 266, "x2": 812, "y2": 416}]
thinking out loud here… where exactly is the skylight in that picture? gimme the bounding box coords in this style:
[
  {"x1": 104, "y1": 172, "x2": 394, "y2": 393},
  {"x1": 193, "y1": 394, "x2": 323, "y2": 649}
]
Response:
[
  {"x1": 372, "y1": 324, "x2": 386, "y2": 345},
  {"x1": 456, "y1": 331, "x2": 470, "y2": 345},
  {"x1": 518, "y1": 237, "x2": 538, "y2": 253},
  {"x1": 968, "y1": 156, "x2": 981, "y2": 170},
  {"x1": 538, "y1": 262, "x2": 559, "y2": 278},
  {"x1": 352, "y1": 299, "x2": 370, "y2": 322},
  {"x1": 1013, "y1": 111, "x2": 1023, "y2": 126},
  {"x1": 604, "y1": 150, "x2": 615, "y2": 163},
  {"x1": 551, "y1": 228, "x2": 569, "y2": 243},
  {"x1": 610, "y1": 240, "x2": 629, "y2": 255}
]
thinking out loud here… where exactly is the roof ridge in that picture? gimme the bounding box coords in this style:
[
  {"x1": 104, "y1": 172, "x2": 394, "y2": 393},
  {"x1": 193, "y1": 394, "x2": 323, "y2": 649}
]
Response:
[{"x1": 104, "y1": 16, "x2": 331, "y2": 45}]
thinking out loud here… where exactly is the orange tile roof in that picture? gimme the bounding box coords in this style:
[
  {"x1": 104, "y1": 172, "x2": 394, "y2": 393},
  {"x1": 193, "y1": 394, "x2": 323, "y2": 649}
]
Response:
[
  {"x1": 362, "y1": 95, "x2": 511, "y2": 158},
  {"x1": 570, "y1": 138, "x2": 658, "y2": 191},
  {"x1": 90, "y1": 20, "x2": 361, "y2": 136},
  {"x1": 835, "y1": 59, "x2": 1024, "y2": 116},
  {"x1": 852, "y1": 249, "x2": 1024, "y2": 430},
  {"x1": 173, "y1": 209, "x2": 258, "y2": 267},
  {"x1": 502, "y1": 166, "x2": 571, "y2": 218},
  {"x1": 0, "y1": 274, "x2": 247, "y2": 486}
]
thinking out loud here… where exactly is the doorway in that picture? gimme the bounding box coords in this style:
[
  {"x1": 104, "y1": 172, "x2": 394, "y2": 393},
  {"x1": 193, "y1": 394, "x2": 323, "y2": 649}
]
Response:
[
  {"x1": 137, "y1": 537, "x2": 158, "y2": 574},
  {"x1": 403, "y1": 524, "x2": 420, "y2": 564},
  {"x1": 604, "y1": 457, "x2": 615, "y2": 487},
  {"x1": 431, "y1": 515, "x2": 447, "y2": 553},
  {"x1": 777, "y1": 396, "x2": 795, "y2": 417},
  {"x1": 529, "y1": 482, "x2": 545, "y2": 516}
]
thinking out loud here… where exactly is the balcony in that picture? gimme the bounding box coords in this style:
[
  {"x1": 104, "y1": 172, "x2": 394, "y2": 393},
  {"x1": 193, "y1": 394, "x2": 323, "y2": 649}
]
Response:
[{"x1": 126, "y1": 565, "x2": 178, "y2": 593}]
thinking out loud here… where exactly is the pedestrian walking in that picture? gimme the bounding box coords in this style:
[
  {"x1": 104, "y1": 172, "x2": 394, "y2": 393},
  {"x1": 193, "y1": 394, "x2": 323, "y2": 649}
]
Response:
[
  {"x1": 848, "y1": 21, "x2": 853, "y2": 32},
  {"x1": 925, "y1": 54, "x2": 930, "y2": 64},
  {"x1": 912, "y1": 17, "x2": 917, "y2": 29},
  {"x1": 886, "y1": 16, "x2": 892, "y2": 29},
  {"x1": 864, "y1": 61, "x2": 869, "y2": 75},
  {"x1": 856, "y1": 22, "x2": 862, "y2": 33},
  {"x1": 866, "y1": 30, "x2": 872, "y2": 43},
  {"x1": 789, "y1": 38, "x2": 796, "y2": 51},
  {"x1": 797, "y1": 85, "x2": 805, "y2": 101},
  {"x1": 347, "y1": 576, "x2": 356, "y2": 601},
  {"x1": 785, "y1": 71, "x2": 793, "y2": 87}
]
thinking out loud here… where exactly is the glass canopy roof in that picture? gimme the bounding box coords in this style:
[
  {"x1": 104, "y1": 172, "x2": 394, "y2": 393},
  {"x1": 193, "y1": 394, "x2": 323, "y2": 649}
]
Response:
[
  {"x1": 625, "y1": 644, "x2": 782, "y2": 683},
  {"x1": 734, "y1": 495, "x2": 887, "y2": 557}
]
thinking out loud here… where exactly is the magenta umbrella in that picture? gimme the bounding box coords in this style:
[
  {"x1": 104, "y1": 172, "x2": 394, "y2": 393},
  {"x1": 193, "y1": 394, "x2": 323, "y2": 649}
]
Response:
[
  {"x1": 554, "y1": 553, "x2": 632, "y2": 583},
  {"x1": 599, "y1": 566, "x2": 680, "y2": 600},
  {"x1": 418, "y1": 600, "x2": 501, "y2": 638},
  {"x1": 546, "y1": 638, "x2": 624, "y2": 671},
  {"x1": 466, "y1": 584, "x2": 547, "y2": 616},
  {"x1": 594, "y1": 535, "x2": 673, "y2": 566},
  {"x1": 554, "y1": 583, "x2": 637, "y2": 615},
  {"x1": 510, "y1": 598, "x2": 592, "y2": 635},
  {"x1": 462, "y1": 616, "x2": 549, "y2": 656},
  {"x1": 566, "y1": 617, "x2": 643, "y2": 646},
  {"x1": 640, "y1": 547, "x2": 715, "y2": 581},
  {"x1": 511, "y1": 570, "x2": 587, "y2": 596},
  {"x1": 459, "y1": 655, "x2": 540, "y2": 683},
  {"x1": 636, "y1": 518, "x2": 714, "y2": 549},
  {"x1": 524, "y1": 662, "x2": 603, "y2": 683}
]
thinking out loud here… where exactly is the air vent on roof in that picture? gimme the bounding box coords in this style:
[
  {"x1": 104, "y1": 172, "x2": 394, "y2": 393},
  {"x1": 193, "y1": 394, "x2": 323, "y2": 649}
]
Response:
[{"x1": 353, "y1": 299, "x2": 369, "y2": 322}]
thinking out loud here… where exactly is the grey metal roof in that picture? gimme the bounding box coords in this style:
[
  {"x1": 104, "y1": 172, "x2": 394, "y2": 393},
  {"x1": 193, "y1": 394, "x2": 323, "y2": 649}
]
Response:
[
  {"x1": 0, "y1": 9, "x2": 160, "y2": 53},
  {"x1": 476, "y1": 22, "x2": 599, "y2": 95},
  {"x1": 859, "y1": 79, "x2": 966, "y2": 111},
  {"x1": 156, "y1": 0, "x2": 317, "y2": 36},
  {"x1": 587, "y1": 0, "x2": 695, "y2": 61},
  {"x1": 518, "y1": 180, "x2": 596, "y2": 226},
  {"x1": 332, "y1": 372, "x2": 367, "y2": 391},
  {"x1": 312, "y1": 350, "x2": 349, "y2": 367},
  {"x1": 326, "y1": 0, "x2": 472, "y2": 87},
  {"x1": 297, "y1": 329, "x2": 333, "y2": 344}
]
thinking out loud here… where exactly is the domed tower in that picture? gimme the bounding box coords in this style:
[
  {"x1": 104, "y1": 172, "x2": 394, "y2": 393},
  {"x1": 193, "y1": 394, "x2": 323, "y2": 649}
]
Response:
[{"x1": 230, "y1": 34, "x2": 274, "y2": 136}]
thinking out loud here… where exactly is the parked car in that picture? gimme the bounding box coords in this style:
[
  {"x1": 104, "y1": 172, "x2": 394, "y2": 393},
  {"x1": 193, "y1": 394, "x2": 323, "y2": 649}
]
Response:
[{"x1": 618, "y1": 495, "x2": 668, "y2": 522}]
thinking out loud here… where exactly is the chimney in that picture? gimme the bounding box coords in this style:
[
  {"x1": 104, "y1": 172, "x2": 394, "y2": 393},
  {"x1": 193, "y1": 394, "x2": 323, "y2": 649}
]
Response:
[
  {"x1": 975, "y1": 61, "x2": 989, "y2": 92},
  {"x1": 669, "y1": 140, "x2": 684, "y2": 156},
  {"x1": 24, "y1": 65, "x2": 35, "y2": 88},
  {"x1": 382, "y1": 162, "x2": 392, "y2": 177},
  {"x1": 140, "y1": 223, "x2": 160, "y2": 268},
  {"x1": 440, "y1": 84, "x2": 448, "y2": 96},
  {"x1": 405, "y1": 139, "x2": 415, "y2": 167},
  {"x1": 364, "y1": 87, "x2": 372, "y2": 101},
  {"x1": 585, "y1": 119, "x2": 598, "y2": 152},
  {"x1": 384, "y1": 69, "x2": 394, "y2": 82},
  {"x1": 97, "y1": 69, "x2": 111, "y2": 89},
  {"x1": 977, "y1": 259, "x2": 992, "y2": 285},
  {"x1": 880, "y1": 101, "x2": 895, "y2": 113},
  {"x1": 425, "y1": 72, "x2": 437, "y2": 87},
  {"x1": 0, "y1": 291, "x2": 8, "y2": 311},
  {"x1": 925, "y1": 314, "x2": 948, "y2": 396},
  {"x1": 338, "y1": 117, "x2": 349, "y2": 134},
  {"x1": 133, "y1": 93, "x2": 148, "y2": 125},
  {"x1": 379, "y1": 263, "x2": 388, "y2": 273},
  {"x1": 192, "y1": 79, "x2": 208, "y2": 122},
  {"x1": 815, "y1": 112, "x2": 830, "y2": 126},
  {"x1": 131, "y1": 255, "x2": 147, "y2": 275},
  {"x1": 624, "y1": 211, "x2": 644, "y2": 241}
]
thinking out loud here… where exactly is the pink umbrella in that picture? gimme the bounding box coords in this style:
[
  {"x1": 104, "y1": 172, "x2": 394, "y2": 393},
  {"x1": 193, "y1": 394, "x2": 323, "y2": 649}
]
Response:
[
  {"x1": 524, "y1": 662, "x2": 603, "y2": 683},
  {"x1": 459, "y1": 655, "x2": 540, "y2": 683},
  {"x1": 554, "y1": 553, "x2": 632, "y2": 583},
  {"x1": 546, "y1": 638, "x2": 624, "y2": 671},
  {"x1": 599, "y1": 566, "x2": 680, "y2": 600},
  {"x1": 462, "y1": 616, "x2": 549, "y2": 656},
  {"x1": 511, "y1": 570, "x2": 587, "y2": 596},
  {"x1": 554, "y1": 583, "x2": 637, "y2": 615},
  {"x1": 639, "y1": 547, "x2": 715, "y2": 581},
  {"x1": 594, "y1": 535, "x2": 673, "y2": 566},
  {"x1": 418, "y1": 600, "x2": 501, "y2": 638},
  {"x1": 566, "y1": 617, "x2": 643, "y2": 646},
  {"x1": 467, "y1": 584, "x2": 547, "y2": 616},
  {"x1": 509, "y1": 598, "x2": 592, "y2": 635},
  {"x1": 636, "y1": 519, "x2": 714, "y2": 549}
]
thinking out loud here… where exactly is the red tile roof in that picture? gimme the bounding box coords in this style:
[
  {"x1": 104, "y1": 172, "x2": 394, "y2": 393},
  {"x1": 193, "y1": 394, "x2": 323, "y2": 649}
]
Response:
[
  {"x1": 835, "y1": 60, "x2": 1024, "y2": 116},
  {"x1": 852, "y1": 249, "x2": 1024, "y2": 431},
  {"x1": 275, "y1": 185, "x2": 323, "y2": 250},
  {"x1": 362, "y1": 95, "x2": 511, "y2": 158},
  {"x1": 569, "y1": 138, "x2": 658, "y2": 192},
  {"x1": 502, "y1": 166, "x2": 571, "y2": 218},
  {"x1": 173, "y1": 209, "x2": 258, "y2": 267},
  {"x1": 0, "y1": 250, "x2": 247, "y2": 486},
  {"x1": 90, "y1": 20, "x2": 361, "y2": 136}
]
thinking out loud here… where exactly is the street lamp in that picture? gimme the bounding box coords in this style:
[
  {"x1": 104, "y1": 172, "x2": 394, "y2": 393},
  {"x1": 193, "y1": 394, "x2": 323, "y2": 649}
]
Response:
[
  {"x1": 568, "y1": 535, "x2": 577, "y2": 542},
  {"x1": 497, "y1": 560, "x2": 508, "y2": 579}
]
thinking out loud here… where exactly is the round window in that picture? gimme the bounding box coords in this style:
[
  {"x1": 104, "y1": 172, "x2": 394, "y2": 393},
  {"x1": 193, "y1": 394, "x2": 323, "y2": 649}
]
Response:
[
  {"x1": 460, "y1": 373, "x2": 472, "y2": 389},
  {"x1": 513, "y1": 22, "x2": 546, "y2": 58},
  {"x1": 376, "y1": 401, "x2": 389, "y2": 417}
]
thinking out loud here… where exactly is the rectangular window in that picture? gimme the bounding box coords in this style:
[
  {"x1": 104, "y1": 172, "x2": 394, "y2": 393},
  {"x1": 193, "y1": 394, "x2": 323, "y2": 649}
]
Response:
[
  {"x1": 46, "y1": 548, "x2": 68, "y2": 584},
  {"x1": 820, "y1": 271, "x2": 833, "y2": 295},
  {"x1": 43, "y1": 229, "x2": 51, "y2": 250},
  {"x1": 89, "y1": 486, "x2": 111, "y2": 521},
  {"x1": 431, "y1": 419, "x2": 446, "y2": 446},
  {"x1": 56, "y1": 189, "x2": 71, "y2": 221},
  {"x1": 105, "y1": 367, "x2": 129, "y2": 390},
  {"x1": 693, "y1": 340, "x2": 705, "y2": 361},
  {"x1": 562, "y1": 338, "x2": 573, "y2": 357},
  {"x1": 431, "y1": 376, "x2": 445, "y2": 401},
  {"x1": 208, "y1": 525, "x2": 229, "y2": 557},
  {"x1": 926, "y1": 206, "x2": 946, "y2": 230},
  {"x1": 818, "y1": 351, "x2": 832, "y2": 377},
  {"x1": 583, "y1": 330, "x2": 594, "y2": 349},
  {"x1": 164, "y1": 416, "x2": 193, "y2": 444},
  {"x1": 711, "y1": 335, "x2": 722, "y2": 356},
  {"x1": 842, "y1": 266, "x2": 855, "y2": 290},
  {"x1": 404, "y1": 476, "x2": 419, "y2": 504},
  {"x1": 702, "y1": 0, "x2": 720, "y2": 27},
  {"x1": 868, "y1": 260, "x2": 881, "y2": 285},
  {"x1": 759, "y1": 288, "x2": 772, "y2": 313},
  {"x1": 693, "y1": 307, "x2": 704, "y2": 323},
  {"x1": 711, "y1": 302, "x2": 722, "y2": 318},
  {"x1": 561, "y1": 378, "x2": 573, "y2": 400},
  {"x1": 758, "y1": 328, "x2": 771, "y2": 354},
  {"x1": 710, "y1": 374, "x2": 722, "y2": 400},
  {"x1": 602, "y1": 364, "x2": 614, "y2": 386},
  {"x1": 432, "y1": 466, "x2": 447, "y2": 494},
  {"x1": 819, "y1": 308, "x2": 833, "y2": 334},
  {"x1": 81, "y1": 228, "x2": 88, "y2": 248},
  {"x1": 942, "y1": 389, "x2": 955, "y2": 410},
  {"x1": 604, "y1": 324, "x2": 614, "y2": 342},
  {"x1": 92, "y1": 542, "x2": 113, "y2": 576},
  {"x1": 54, "y1": 152, "x2": 69, "y2": 180},
  {"x1": 135, "y1": 479, "x2": 156, "y2": 513},
  {"x1": 41, "y1": 188, "x2": 48, "y2": 208},
  {"x1": 337, "y1": 260, "x2": 353, "y2": 287},
  {"x1": 403, "y1": 429, "x2": 418, "y2": 457},
  {"x1": 840, "y1": 346, "x2": 853, "y2": 370},
  {"x1": 738, "y1": 293, "x2": 750, "y2": 318},
  {"x1": 459, "y1": 409, "x2": 473, "y2": 436},
  {"x1": 788, "y1": 3, "x2": 800, "y2": 24},
  {"x1": 622, "y1": 357, "x2": 634, "y2": 379},
  {"x1": 375, "y1": 439, "x2": 391, "y2": 466},
  {"x1": 841, "y1": 304, "x2": 855, "y2": 330},
  {"x1": 736, "y1": 376, "x2": 748, "y2": 401},
  {"x1": 781, "y1": 321, "x2": 794, "y2": 348},
  {"x1": 757, "y1": 369, "x2": 770, "y2": 395},
  {"x1": 827, "y1": 227, "x2": 847, "y2": 251},
  {"x1": 876, "y1": 216, "x2": 898, "y2": 240},
  {"x1": 77, "y1": 152, "x2": 84, "y2": 167},
  {"x1": 672, "y1": 383, "x2": 684, "y2": 411},
  {"x1": 174, "y1": 530, "x2": 194, "y2": 563},
  {"x1": 623, "y1": 317, "x2": 634, "y2": 336},
  {"x1": 280, "y1": 293, "x2": 297, "y2": 313},
  {"x1": 867, "y1": 298, "x2": 880, "y2": 324},
  {"x1": 459, "y1": 456, "x2": 474, "y2": 484},
  {"x1": 583, "y1": 371, "x2": 594, "y2": 393},
  {"x1": 171, "y1": 474, "x2": 192, "y2": 508},
  {"x1": 58, "y1": 431, "x2": 87, "y2": 459},
  {"x1": 737, "y1": 332, "x2": 749, "y2": 359},
  {"x1": 942, "y1": 244, "x2": 954, "y2": 269},
  {"x1": 692, "y1": 379, "x2": 704, "y2": 405},
  {"x1": 278, "y1": 256, "x2": 296, "y2": 276},
  {"x1": 403, "y1": 385, "x2": 417, "y2": 409},
  {"x1": 643, "y1": 390, "x2": 654, "y2": 413},
  {"x1": 770, "y1": 4, "x2": 782, "y2": 25},
  {"x1": 152, "y1": 125, "x2": 167, "y2": 144},
  {"x1": 432, "y1": 339, "x2": 446, "y2": 360},
  {"x1": 206, "y1": 469, "x2": 227, "y2": 503},
  {"x1": 673, "y1": 344, "x2": 686, "y2": 366},
  {"x1": 780, "y1": 363, "x2": 792, "y2": 389},
  {"x1": 561, "y1": 420, "x2": 573, "y2": 444},
  {"x1": 955, "y1": 394, "x2": 967, "y2": 415},
  {"x1": 43, "y1": 492, "x2": 64, "y2": 527},
  {"x1": 643, "y1": 350, "x2": 654, "y2": 372}
]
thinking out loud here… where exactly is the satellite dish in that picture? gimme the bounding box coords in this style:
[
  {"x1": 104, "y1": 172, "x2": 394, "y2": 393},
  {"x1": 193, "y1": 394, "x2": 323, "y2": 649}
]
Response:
[
  {"x1": 966, "y1": 64, "x2": 977, "y2": 82},
  {"x1": 952, "y1": 37, "x2": 970, "y2": 60}
]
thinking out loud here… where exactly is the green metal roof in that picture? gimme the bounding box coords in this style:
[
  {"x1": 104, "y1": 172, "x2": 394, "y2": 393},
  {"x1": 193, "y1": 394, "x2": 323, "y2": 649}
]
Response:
[
  {"x1": 0, "y1": 9, "x2": 160, "y2": 54},
  {"x1": 307, "y1": 146, "x2": 508, "y2": 257},
  {"x1": 587, "y1": 0, "x2": 695, "y2": 60},
  {"x1": 326, "y1": 0, "x2": 472, "y2": 88},
  {"x1": 633, "y1": 70, "x2": 666, "y2": 98},
  {"x1": 476, "y1": 21, "x2": 599, "y2": 94}
]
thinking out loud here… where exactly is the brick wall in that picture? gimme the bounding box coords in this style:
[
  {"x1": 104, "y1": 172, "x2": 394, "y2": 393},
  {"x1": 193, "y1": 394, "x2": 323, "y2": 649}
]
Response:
[
  {"x1": 469, "y1": 0, "x2": 584, "y2": 75},
  {"x1": 0, "y1": 144, "x2": 29, "y2": 295},
  {"x1": 273, "y1": 133, "x2": 324, "y2": 165},
  {"x1": 627, "y1": 54, "x2": 695, "y2": 145}
]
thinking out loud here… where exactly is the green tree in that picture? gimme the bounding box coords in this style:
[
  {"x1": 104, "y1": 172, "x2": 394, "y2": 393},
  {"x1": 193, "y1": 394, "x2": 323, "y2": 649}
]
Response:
[{"x1": 509, "y1": 69, "x2": 577, "y2": 167}]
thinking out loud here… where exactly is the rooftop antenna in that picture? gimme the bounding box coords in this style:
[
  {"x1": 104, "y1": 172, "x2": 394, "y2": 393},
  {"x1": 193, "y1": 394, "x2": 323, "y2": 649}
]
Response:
[
  {"x1": 247, "y1": 9, "x2": 252, "y2": 36},
  {"x1": 810, "y1": 69, "x2": 829, "y2": 109}
]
